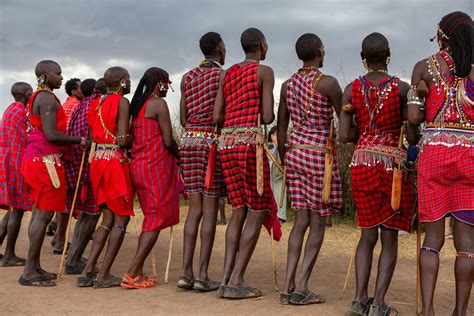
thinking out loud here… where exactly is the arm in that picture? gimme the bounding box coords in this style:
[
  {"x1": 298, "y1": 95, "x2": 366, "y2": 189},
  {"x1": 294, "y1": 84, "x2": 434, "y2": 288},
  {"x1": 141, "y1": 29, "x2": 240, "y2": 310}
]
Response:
[
  {"x1": 259, "y1": 65, "x2": 275, "y2": 124},
  {"x1": 213, "y1": 70, "x2": 226, "y2": 126},
  {"x1": 318, "y1": 75, "x2": 343, "y2": 117},
  {"x1": 155, "y1": 99, "x2": 179, "y2": 157},
  {"x1": 407, "y1": 60, "x2": 428, "y2": 125},
  {"x1": 398, "y1": 79, "x2": 420, "y2": 146},
  {"x1": 338, "y1": 83, "x2": 358, "y2": 144},
  {"x1": 179, "y1": 74, "x2": 187, "y2": 127},
  {"x1": 39, "y1": 93, "x2": 81, "y2": 145},
  {"x1": 277, "y1": 80, "x2": 289, "y2": 164},
  {"x1": 117, "y1": 97, "x2": 132, "y2": 148}
]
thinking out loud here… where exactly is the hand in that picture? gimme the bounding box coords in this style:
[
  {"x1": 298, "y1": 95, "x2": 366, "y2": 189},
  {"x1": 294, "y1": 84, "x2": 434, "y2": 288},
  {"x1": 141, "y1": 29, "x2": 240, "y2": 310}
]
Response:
[{"x1": 80, "y1": 136, "x2": 92, "y2": 150}]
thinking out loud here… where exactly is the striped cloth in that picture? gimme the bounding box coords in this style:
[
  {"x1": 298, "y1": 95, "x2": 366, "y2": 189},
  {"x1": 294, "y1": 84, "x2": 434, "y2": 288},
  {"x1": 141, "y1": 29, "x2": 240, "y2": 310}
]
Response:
[
  {"x1": 131, "y1": 97, "x2": 179, "y2": 232},
  {"x1": 179, "y1": 64, "x2": 225, "y2": 196},
  {"x1": 350, "y1": 75, "x2": 414, "y2": 232},
  {"x1": 219, "y1": 62, "x2": 281, "y2": 241},
  {"x1": 62, "y1": 96, "x2": 80, "y2": 127},
  {"x1": 418, "y1": 53, "x2": 474, "y2": 225},
  {"x1": 0, "y1": 102, "x2": 31, "y2": 211},
  {"x1": 64, "y1": 93, "x2": 101, "y2": 215},
  {"x1": 285, "y1": 69, "x2": 342, "y2": 215}
]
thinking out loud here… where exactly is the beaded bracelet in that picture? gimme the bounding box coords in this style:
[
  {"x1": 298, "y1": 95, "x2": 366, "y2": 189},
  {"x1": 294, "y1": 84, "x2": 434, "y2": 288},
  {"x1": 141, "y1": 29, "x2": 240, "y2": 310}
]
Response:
[{"x1": 116, "y1": 134, "x2": 131, "y2": 139}]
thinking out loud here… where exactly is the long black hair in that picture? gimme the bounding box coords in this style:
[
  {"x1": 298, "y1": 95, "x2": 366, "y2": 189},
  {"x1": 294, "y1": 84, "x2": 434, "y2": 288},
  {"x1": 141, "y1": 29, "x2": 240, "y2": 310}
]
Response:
[
  {"x1": 439, "y1": 11, "x2": 473, "y2": 77},
  {"x1": 130, "y1": 67, "x2": 169, "y2": 117}
]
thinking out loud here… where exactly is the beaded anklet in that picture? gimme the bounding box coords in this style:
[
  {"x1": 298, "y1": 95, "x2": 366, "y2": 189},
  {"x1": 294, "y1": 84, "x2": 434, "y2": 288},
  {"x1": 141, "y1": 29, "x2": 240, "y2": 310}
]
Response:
[
  {"x1": 457, "y1": 252, "x2": 474, "y2": 259},
  {"x1": 113, "y1": 224, "x2": 127, "y2": 233},
  {"x1": 420, "y1": 246, "x2": 440, "y2": 255}
]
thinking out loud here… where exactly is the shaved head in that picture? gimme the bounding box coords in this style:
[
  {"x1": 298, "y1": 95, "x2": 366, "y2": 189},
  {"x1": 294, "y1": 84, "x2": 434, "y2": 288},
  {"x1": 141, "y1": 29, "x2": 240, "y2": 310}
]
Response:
[
  {"x1": 241, "y1": 28, "x2": 265, "y2": 53},
  {"x1": 104, "y1": 67, "x2": 129, "y2": 87},
  {"x1": 35, "y1": 60, "x2": 61, "y2": 77},
  {"x1": 11, "y1": 82, "x2": 32, "y2": 96},
  {"x1": 361, "y1": 32, "x2": 390, "y2": 64}
]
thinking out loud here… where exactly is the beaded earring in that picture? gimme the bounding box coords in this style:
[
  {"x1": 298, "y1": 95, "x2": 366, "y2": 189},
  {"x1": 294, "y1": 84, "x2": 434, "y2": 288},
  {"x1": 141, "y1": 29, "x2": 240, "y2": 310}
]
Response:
[
  {"x1": 158, "y1": 82, "x2": 165, "y2": 92},
  {"x1": 362, "y1": 59, "x2": 369, "y2": 70},
  {"x1": 386, "y1": 56, "x2": 391, "y2": 65},
  {"x1": 121, "y1": 80, "x2": 127, "y2": 89}
]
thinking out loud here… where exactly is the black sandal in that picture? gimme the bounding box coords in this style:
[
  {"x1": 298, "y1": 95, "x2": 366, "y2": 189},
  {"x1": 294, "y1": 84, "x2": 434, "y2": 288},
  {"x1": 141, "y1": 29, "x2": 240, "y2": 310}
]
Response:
[
  {"x1": 19, "y1": 275, "x2": 56, "y2": 287},
  {"x1": 193, "y1": 278, "x2": 219, "y2": 292},
  {"x1": 93, "y1": 276, "x2": 122, "y2": 289},
  {"x1": 289, "y1": 292, "x2": 325, "y2": 305},
  {"x1": 177, "y1": 275, "x2": 195, "y2": 290},
  {"x1": 279, "y1": 287, "x2": 295, "y2": 305},
  {"x1": 368, "y1": 304, "x2": 399, "y2": 316},
  {"x1": 222, "y1": 285, "x2": 262, "y2": 299},
  {"x1": 350, "y1": 297, "x2": 374, "y2": 316},
  {"x1": 76, "y1": 272, "x2": 96, "y2": 287}
]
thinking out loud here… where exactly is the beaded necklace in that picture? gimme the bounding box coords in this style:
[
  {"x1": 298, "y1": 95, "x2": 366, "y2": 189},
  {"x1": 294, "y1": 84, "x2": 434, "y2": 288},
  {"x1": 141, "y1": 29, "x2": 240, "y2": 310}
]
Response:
[
  {"x1": 298, "y1": 66, "x2": 318, "y2": 76},
  {"x1": 97, "y1": 92, "x2": 120, "y2": 143},
  {"x1": 359, "y1": 75, "x2": 396, "y2": 130},
  {"x1": 200, "y1": 60, "x2": 221, "y2": 68},
  {"x1": 292, "y1": 68, "x2": 324, "y2": 131}
]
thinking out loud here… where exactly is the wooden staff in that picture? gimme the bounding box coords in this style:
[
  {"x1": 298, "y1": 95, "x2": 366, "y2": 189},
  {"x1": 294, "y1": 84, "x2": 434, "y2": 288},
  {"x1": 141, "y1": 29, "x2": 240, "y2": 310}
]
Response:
[
  {"x1": 256, "y1": 114, "x2": 264, "y2": 196},
  {"x1": 416, "y1": 222, "x2": 422, "y2": 315},
  {"x1": 279, "y1": 168, "x2": 286, "y2": 209},
  {"x1": 132, "y1": 214, "x2": 140, "y2": 239},
  {"x1": 322, "y1": 119, "x2": 334, "y2": 203},
  {"x1": 340, "y1": 228, "x2": 359, "y2": 299},
  {"x1": 271, "y1": 227, "x2": 278, "y2": 291},
  {"x1": 152, "y1": 246, "x2": 158, "y2": 277},
  {"x1": 164, "y1": 225, "x2": 174, "y2": 283},
  {"x1": 57, "y1": 150, "x2": 87, "y2": 281},
  {"x1": 391, "y1": 124, "x2": 405, "y2": 210}
]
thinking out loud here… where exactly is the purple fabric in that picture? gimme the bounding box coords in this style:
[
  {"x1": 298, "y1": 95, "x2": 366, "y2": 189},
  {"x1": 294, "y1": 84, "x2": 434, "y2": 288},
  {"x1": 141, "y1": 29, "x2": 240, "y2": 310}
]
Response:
[
  {"x1": 451, "y1": 210, "x2": 474, "y2": 226},
  {"x1": 23, "y1": 129, "x2": 66, "y2": 159}
]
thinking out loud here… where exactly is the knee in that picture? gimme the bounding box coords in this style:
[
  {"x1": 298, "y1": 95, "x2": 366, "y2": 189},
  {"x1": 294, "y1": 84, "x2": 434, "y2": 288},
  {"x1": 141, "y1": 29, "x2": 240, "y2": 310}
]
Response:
[
  {"x1": 100, "y1": 215, "x2": 114, "y2": 229},
  {"x1": 360, "y1": 229, "x2": 378, "y2": 248},
  {"x1": 115, "y1": 215, "x2": 130, "y2": 227},
  {"x1": 454, "y1": 234, "x2": 474, "y2": 253},
  {"x1": 423, "y1": 233, "x2": 445, "y2": 251}
]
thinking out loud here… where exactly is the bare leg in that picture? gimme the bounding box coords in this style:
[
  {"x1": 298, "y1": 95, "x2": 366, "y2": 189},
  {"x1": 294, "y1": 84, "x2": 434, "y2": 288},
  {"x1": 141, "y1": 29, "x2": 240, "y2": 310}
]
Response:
[
  {"x1": 0, "y1": 211, "x2": 10, "y2": 246},
  {"x1": 21, "y1": 208, "x2": 54, "y2": 279},
  {"x1": 294, "y1": 212, "x2": 326, "y2": 294},
  {"x1": 354, "y1": 227, "x2": 379, "y2": 302},
  {"x1": 2, "y1": 208, "x2": 25, "y2": 262},
  {"x1": 420, "y1": 218, "x2": 445, "y2": 316},
  {"x1": 222, "y1": 207, "x2": 247, "y2": 284},
  {"x1": 372, "y1": 226, "x2": 399, "y2": 307},
  {"x1": 283, "y1": 209, "x2": 309, "y2": 294},
  {"x1": 96, "y1": 214, "x2": 130, "y2": 281},
  {"x1": 67, "y1": 213, "x2": 100, "y2": 267},
  {"x1": 127, "y1": 231, "x2": 160, "y2": 277},
  {"x1": 181, "y1": 193, "x2": 203, "y2": 280},
  {"x1": 219, "y1": 198, "x2": 226, "y2": 223},
  {"x1": 198, "y1": 195, "x2": 219, "y2": 281},
  {"x1": 452, "y1": 219, "x2": 474, "y2": 316},
  {"x1": 54, "y1": 213, "x2": 69, "y2": 251},
  {"x1": 228, "y1": 210, "x2": 266, "y2": 288},
  {"x1": 80, "y1": 209, "x2": 113, "y2": 277}
]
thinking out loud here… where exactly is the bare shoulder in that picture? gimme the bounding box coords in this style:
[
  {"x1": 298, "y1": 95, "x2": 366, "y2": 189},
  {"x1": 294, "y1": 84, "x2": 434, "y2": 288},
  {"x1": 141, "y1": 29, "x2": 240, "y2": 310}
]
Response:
[
  {"x1": 36, "y1": 91, "x2": 60, "y2": 109},
  {"x1": 258, "y1": 64, "x2": 274, "y2": 76},
  {"x1": 319, "y1": 74, "x2": 340, "y2": 88}
]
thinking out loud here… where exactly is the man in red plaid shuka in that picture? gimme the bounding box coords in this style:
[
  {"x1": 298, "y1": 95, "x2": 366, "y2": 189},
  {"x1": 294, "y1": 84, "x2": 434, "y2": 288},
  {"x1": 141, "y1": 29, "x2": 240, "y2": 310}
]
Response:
[
  {"x1": 214, "y1": 28, "x2": 281, "y2": 300},
  {"x1": 177, "y1": 32, "x2": 227, "y2": 292},
  {"x1": 277, "y1": 33, "x2": 343, "y2": 305},
  {"x1": 0, "y1": 82, "x2": 33, "y2": 267},
  {"x1": 339, "y1": 33, "x2": 417, "y2": 315}
]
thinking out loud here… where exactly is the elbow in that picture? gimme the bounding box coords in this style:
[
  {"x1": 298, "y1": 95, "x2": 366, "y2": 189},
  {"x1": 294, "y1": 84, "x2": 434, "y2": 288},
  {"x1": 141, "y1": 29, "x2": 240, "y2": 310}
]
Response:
[
  {"x1": 338, "y1": 131, "x2": 350, "y2": 144},
  {"x1": 44, "y1": 132, "x2": 59, "y2": 143},
  {"x1": 213, "y1": 113, "x2": 224, "y2": 126},
  {"x1": 262, "y1": 112, "x2": 275, "y2": 125}
]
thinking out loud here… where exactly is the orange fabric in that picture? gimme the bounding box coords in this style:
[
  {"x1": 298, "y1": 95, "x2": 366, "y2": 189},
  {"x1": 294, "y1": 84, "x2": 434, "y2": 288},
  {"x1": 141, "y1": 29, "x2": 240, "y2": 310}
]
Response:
[
  {"x1": 62, "y1": 96, "x2": 80, "y2": 127},
  {"x1": 88, "y1": 94, "x2": 134, "y2": 216}
]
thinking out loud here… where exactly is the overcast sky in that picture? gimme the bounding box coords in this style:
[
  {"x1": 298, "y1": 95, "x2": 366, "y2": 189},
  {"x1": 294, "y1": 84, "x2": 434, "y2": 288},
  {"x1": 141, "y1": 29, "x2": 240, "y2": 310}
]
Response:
[{"x1": 1, "y1": 0, "x2": 472, "y2": 121}]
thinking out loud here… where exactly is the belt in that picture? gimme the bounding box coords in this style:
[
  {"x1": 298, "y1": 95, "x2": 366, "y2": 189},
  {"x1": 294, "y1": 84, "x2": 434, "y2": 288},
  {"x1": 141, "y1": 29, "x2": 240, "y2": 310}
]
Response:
[{"x1": 286, "y1": 144, "x2": 328, "y2": 154}]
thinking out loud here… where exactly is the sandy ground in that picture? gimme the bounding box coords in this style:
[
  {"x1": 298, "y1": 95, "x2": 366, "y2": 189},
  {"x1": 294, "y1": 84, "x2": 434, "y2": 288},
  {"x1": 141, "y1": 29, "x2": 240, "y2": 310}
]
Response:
[{"x1": 0, "y1": 207, "x2": 471, "y2": 316}]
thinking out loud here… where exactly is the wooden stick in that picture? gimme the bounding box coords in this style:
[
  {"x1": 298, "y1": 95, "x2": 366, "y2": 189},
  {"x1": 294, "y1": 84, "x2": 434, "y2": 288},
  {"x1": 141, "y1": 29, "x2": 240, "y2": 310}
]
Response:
[
  {"x1": 152, "y1": 246, "x2": 158, "y2": 277},
  {"x1": 340, "y1": 228, "x2": 359, "y2": 299},
  {"x1": 416, "y1": 222, "x2": 422, "y2": 315},
  {"x1": 165, "y1": 225, "x2": 174, "y2": 283},
  {"x1": 279, "y1": 167, "x2": 286, "y2": 209},
  {"x1": 57, "y1": 150, "x2": 87, "y2": 281},
  {"x1": 132, "y1": 214, "x2": 140, "y2": 239},
  {"x1": 263, "y1": 144, "x2": 284, "y2": 174},
  {"x1": 271, "y1": 227, "x2": 278, "y2": 291}
]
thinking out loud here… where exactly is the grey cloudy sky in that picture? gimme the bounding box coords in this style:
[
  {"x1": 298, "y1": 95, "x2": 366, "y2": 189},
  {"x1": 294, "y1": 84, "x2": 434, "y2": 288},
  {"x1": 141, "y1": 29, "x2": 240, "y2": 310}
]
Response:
[{"x1": 1, "y1": 0, "x2": 472, "y2": 118}]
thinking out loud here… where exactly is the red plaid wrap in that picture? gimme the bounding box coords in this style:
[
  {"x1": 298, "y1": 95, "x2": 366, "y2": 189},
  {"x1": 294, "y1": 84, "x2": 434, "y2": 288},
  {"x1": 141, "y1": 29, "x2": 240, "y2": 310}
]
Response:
[
  {"x1": 417, "y1": 54, "x2": 474, "y2": 224},
  {"x1": 62, "y1": 96, "x2": 80, "y2": 127},
  {"x1": 218, "y1": 62, "x2": 281, "y2": 241},
  {"x1": 179, "y1": 64, "x2": 225, "y2": 196},
  {"x1": 350, "y1": 76, "x2": 414, "y2": 232},
  {"x1": 285, "y1": 69, "x2": 342, "y2": 215},
  {"x1": 0, "y1": 102, "x2": 31, "y2": 211}
]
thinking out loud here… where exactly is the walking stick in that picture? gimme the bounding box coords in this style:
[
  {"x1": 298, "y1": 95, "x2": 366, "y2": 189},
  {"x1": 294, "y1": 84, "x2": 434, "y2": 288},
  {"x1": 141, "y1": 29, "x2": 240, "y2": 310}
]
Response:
[
  {"x1": 57, "y1": 149, "x2": 87, "y2": 281},
  {"x1": 416, "y1": 222, "x2": 422, "y2": 315},
  {"x1": 132, "y1": 215, "x2": 140, "y2": 239},
  {"x1": 340, "y1": 228, "x2": 359, "y2": 299},
  {"x1": 164, "y1": 225, "x2": 174, "y2": 283},
  {"x1": 271, "y1": 227, "x2": 278, "y2": 291},
  {"x1": 152, "y1": 246, "x2": 158, "y2": 277}
]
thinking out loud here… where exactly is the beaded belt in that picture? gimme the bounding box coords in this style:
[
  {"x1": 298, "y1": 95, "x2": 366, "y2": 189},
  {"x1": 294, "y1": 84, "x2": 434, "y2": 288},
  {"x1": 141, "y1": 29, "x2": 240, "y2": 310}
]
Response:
[
  {"x1": 180, "y1": 130, "x2": 219, "y2": 142},
  {"x1": 218, "y1": 127, "x2": 263, "y2": 149},
  {"x1": 421, "y1": 123, "x2": 474, "y2": 148},
  {"x1": 351, "y1": 143, "x2": 407, "y2": 171},
  {"x1": 93, "y1": 143, "x2": 127, "y2": 160}
]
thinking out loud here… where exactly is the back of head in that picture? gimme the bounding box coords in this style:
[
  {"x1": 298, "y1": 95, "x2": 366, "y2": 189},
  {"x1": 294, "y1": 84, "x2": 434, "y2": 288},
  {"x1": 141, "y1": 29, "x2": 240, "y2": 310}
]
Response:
[
  {"x1": 35, "y1": 60, "x2": 60, "y2": 78},
  {"x1": 11, "y1": 82, "x2": 33, "y2": 101},
  {"x1": 104, "y1": 67, "x2": 128, "y2": 88},
  {"x1": 95, "y1": 78, "x2": 107, "y2": 95},
  {"x1": 361, "y1": 32, "x2": 390, "y2": 64},
  {"x1": 439, "y1": 11, "x2": 473, "y2": 77},
  {"x1": 200, "y1": 32, "x2": 222, "y2": 56},
  {"x1": 295, "y1": 33, "x2": 323, "y2": 61},
  {"x1": 65, "y1": 78, "x2": 80, "y2": 96},
  {"x1": 241, "y1": 28, "x2": 265, "y2": 53},
  {"x1": 130, "y1": 67, "x2": 169, "y2": 117},
  {"x1": 80, "y1": 79, "x2": 97, "y2": 98}
]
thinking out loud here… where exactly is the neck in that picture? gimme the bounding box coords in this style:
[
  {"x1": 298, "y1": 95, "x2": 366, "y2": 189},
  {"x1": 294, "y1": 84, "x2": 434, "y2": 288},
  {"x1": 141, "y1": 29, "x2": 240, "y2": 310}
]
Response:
[
  {"x1": 302, "y1": 60, "x2": 319, "y2": 68},
  {"x1": 14, "y1": 98, "x2": 26, "y2": 105},
  {"x1": 204, "y1": 56, "x2": 220, "y2": 64},
  {"x1": 244, "y1": 52, "x2": 261, "y2": 63},
  {"x1": 367, "y1": 63, "x2": 387, "y2": 71},
  {"x1": 107, "y1": 86, "x2": 123, "y2": 95}
]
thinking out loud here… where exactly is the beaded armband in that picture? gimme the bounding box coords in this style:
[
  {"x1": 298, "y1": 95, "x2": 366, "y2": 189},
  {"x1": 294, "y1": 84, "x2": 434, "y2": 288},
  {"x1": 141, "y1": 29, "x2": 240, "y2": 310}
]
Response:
[
  {"x1": 407, "y1": 86, "x2": 424, "y2": 110},
  {"x1": 342, "y1": 103, "x2": 354, "y2": 113}
]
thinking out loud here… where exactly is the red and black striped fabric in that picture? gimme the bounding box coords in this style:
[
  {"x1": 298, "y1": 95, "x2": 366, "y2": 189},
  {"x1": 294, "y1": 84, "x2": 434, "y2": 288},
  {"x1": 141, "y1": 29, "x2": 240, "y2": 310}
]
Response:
[
  {"x1": 351, "y1": 75, "x2": 413, "y2": 232},
  {"x1": 285, "y1": 69, "x2": 342, "y2": 215},
  {"x1": 179, "y1": 64, "x2": 225, "y2": 196},
  {"x1": 131, "y1": 98, "x2": 180, "y2": 232}
]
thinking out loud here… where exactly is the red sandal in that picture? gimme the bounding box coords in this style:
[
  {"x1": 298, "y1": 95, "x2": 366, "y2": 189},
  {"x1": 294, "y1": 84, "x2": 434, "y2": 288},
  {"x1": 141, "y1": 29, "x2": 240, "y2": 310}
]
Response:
[{"x1": 120, "y1": 273, "x2": 157, "y2": 289}]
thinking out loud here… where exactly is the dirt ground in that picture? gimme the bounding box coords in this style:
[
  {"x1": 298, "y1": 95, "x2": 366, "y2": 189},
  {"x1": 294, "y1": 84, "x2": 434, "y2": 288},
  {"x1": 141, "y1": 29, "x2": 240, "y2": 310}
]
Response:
[{"x1": 0, "y1": 207, "x2": 471, "y2": 316}]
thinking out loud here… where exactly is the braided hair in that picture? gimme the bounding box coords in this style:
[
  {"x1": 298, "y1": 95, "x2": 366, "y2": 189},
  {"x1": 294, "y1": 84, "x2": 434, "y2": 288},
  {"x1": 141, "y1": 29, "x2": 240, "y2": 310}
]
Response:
[
  {"x1": 439, "y1": 11, "x2": 473, "y2": 77},
  {"x1": 130, "y1": 67, "x2": 169, "y2": 117}
]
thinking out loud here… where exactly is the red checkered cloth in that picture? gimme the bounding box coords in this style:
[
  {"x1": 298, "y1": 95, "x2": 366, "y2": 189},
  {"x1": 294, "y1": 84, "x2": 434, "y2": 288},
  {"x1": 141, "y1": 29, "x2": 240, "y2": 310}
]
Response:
[
  {"x1": 64, "y1": 93, "x2": 101, "y2": 215},
  {"x1": 180, "y1": 64, "x2": 225, "y2": 196},
  {"x1": 219, "y1": 62, "x2": 281, "y2": 241},
  {"x1": 62, "y1": 96, "x2": 80, "y2": 127},
  {"x1": 0, "y1": 102, "x2": 31, "y2": 211},
  {"x1": 417, "y1": 56, "x2": 474, "y2": 224},
  {"x1": 131, "y1": 98, "x2": 179, "y2": 232},
  {"x1": 350, "y1": 75, "x2": 414, "y2": 232},
  {"x1": 285, "y1": 69, "x2": 342, "y2": 215}
]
